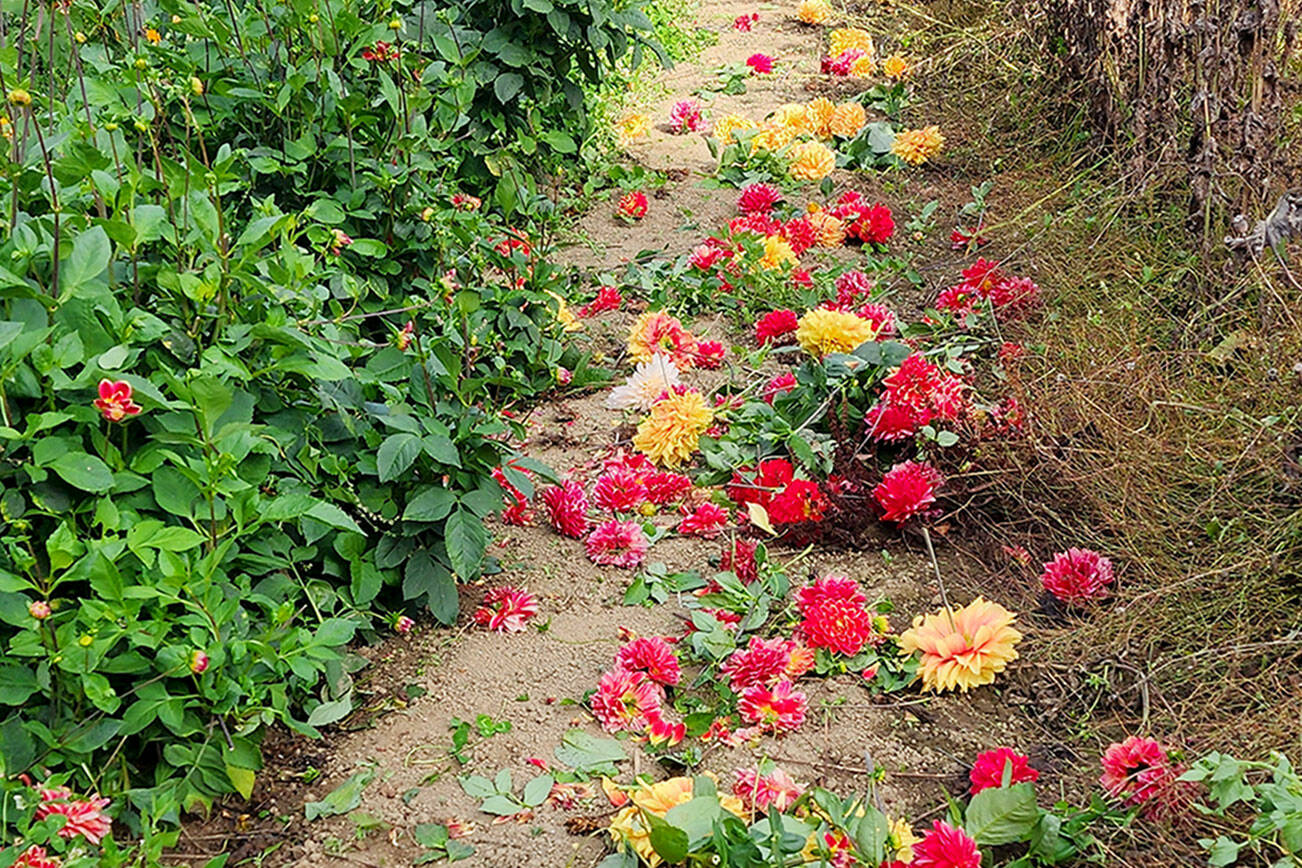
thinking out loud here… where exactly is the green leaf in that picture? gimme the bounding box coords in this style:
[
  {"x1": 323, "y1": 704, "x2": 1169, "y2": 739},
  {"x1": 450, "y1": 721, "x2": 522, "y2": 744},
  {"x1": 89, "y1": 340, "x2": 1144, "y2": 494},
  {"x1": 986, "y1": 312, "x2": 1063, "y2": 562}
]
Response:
[
  {"x1": 305, "y1": 502, "x2": 364, "y2": 534},
  {"x1": 444, "y1": 508, "x2": 487, "y2": 580},
  {"x1": 61, "y1": 226, "x2": 112, "y2": 298},
  {"x1": 403, "y1": 551, "x2": 459, "y2": 624},
  {"x1": 539, "y1": 130, "x2": 577, "y2": 154},
  {"x1": 478, "y1": 794, "x2": 520, "y2": 816},
  {"x1": 852, "y1": 805, "x2": 890, "y2": 864},
  {"x1": 494, "y1": 73, "x2": 524, "y2": 103},
  {"x1": 307, "y1": 697, "x2": 353, "y2": 727},
  {"x1": 0, "y1": 716, "x2": 36, "y2": 775},
  {"x1": 965, "y1": 782, "x2": 1039, "y2": 845},
  {"x1": 646, "y1": 812, "x2": 689, "y2": 864},
  {"x1": 553, "y1": 729, "x2": 627, "y2": 772},
  {"x1": 403, "y1": 487, "x2": 457, "y2": 522},
  {"x1": 522, "y1": 774, "x2": 553, "y2": 807},
  {"x1": 459, "y1": 775, "x2": 497, "y2": 799},
  {"x1": 0, "y1": 666, "x2": 39, "y2": 704},
  {"x1": 48, "y1": 452, "x2": 114, "y2": 492},
  {"x1": 377, "y1": 433, "x2": 422, "y2": 482},
  {"x1": 304, "y1": 770, "x2": 375, "y2": 821},
  {"x1": 225, "y1": 763, "x2": 256, "y2": 800}
]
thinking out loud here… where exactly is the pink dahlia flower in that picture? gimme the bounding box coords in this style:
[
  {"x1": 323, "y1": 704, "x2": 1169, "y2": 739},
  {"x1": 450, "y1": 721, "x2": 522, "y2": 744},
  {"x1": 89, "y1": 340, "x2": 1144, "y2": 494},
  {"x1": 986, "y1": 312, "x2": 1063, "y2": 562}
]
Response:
[
  {"x1": 585, "y1": 520, "x2": 649, "y2": 569},
  {"x1": 911, "y1": 820, "x2": 981, "y2": 868},
  {"x1": 733, "y1": 766, "x2": 804, "y2": 812},
  {"x1": 35, "y1": 787, "x2": 112, "y2": 845},
  {"x1": 1041, "y1": 548, "x2": 1114, "y2": 604},
  {"x1": 969, "y1": 747, "x2": 1039, "y2": 793},
  {"x1": 737, "y1": 182, "x2": 783, "y2": 214},
  {"x1": 540, "y1": 480, "x2": 589, "y2": 538},
  {"x1": 615, "y1": 636, "x2": 681, "y2": 686},
  {"x1": 738, "y1": 679, "x2": 807, "y2": 733},
  {"x1": 473, "y1": 586, "x2": 539, "y2": 633},
  {"x1": 592, "y1": 668, "x2": 663, "y2": 732},
  {"x1": 873, "y1": 460, "x2": 942, "y2": 526}
]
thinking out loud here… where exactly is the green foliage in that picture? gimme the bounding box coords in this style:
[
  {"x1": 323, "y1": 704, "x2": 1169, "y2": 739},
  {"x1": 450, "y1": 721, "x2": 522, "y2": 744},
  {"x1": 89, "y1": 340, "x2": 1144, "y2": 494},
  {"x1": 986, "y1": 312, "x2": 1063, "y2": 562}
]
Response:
[{"x1": 1183, "y1": 751, "x2": 1302, "y2": 867}]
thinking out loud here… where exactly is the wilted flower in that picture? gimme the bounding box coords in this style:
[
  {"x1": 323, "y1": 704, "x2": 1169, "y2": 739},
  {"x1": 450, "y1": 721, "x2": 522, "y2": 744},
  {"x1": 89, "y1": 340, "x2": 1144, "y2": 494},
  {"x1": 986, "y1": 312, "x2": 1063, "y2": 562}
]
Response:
[
  {"x1": 451, "y1": 192, "x2": 482, "y2": 210},
  {"x1": 592, "y1": 668, "x2": 663, "y2": 733},
  {"x1": 828, "y1": 28, "x2": 875, "y2": 60},
  {"x1": 898, "y1": 597, "x2": 1022, "y2": 692},
  {"x1": 592, "y1": 468, "x2": 649, "y2": 513},
  {"x1": 473, "y1": 586, "x2": 540, "y2": 633},
  {"x1": 787, "y1": 141, "x2": 836, "y2": 181},
  {"x1": 585, "y1": 520, "x2": 650, "y2": 569},
  {"x1": 616, "y1": 191, "x2": 649, "y2": 221},
  {"x1": 910, "y1": 820, "x2": 981, "y2": 868},
  {"x1": 734, "y1": 12, "x2": 759, "y2": 30},
  {"x1": 1041, "y1": 548, "x2": 1114, "y2": 605},
  {"x1": 35, "y1": 787, "x2": 112, "y2": 845},
  {"x1": 93, "y1": 379, "x2": 142, "y2": 422},
  {"x1": 1100, "y1": 736, "x2": 1176, "y2": 807},
  {"x1": 694, "y1": 340, "x2": 726, "y2": 369},
  {"x1": 892, "y1": 125, "x2": 945, "y2": 165},
  {"x1": 733, "y1": 766, "x2": 805, "y2": 812},
  {"x1": 578, "y1": 285, "x2": 623, "y2": 317},
  {"x1": 720, "y1": 538, "x2": 759, "y2": 583},
  {"x1": 616, "y1": 636, "x2": 681, "y2": 686},
  {"x1": 361, "y1": 41, "x2": 399, "y2": 62},
  {"x1": 969, "y1": 747, "x2": 1039, "y2": 793},
  {"x1": 633, "y1": 388, "x2": 714, "y2": 468},
  {"x1": 668, "y1": 99, "x2": 703, "y2": 134},
  {"x1": 644, "y1": 711, "x2": 686, "y2": 746},
  {"x1": 872, "y1": 460, "x2": 943, "y2": 525},
  {"x1": 540, "y1": 480, "x2": 589, "y2": 538},
  {"x1": 796, "y1": 308, "x2": 878, "y2": 357},
  {"x1": 615, "y1": 113, "x2": 651, "y2": 148},
  {"x1": 746, "y1": 53, "x2": 774, "y2": 74}
]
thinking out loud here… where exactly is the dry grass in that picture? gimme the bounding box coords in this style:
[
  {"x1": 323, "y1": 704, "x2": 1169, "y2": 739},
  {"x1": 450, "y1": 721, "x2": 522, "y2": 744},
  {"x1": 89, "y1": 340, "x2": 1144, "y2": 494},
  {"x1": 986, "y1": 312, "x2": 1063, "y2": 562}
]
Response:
[{"x1": 844, "y1": 0, "x2": 1302, "y2": 860}]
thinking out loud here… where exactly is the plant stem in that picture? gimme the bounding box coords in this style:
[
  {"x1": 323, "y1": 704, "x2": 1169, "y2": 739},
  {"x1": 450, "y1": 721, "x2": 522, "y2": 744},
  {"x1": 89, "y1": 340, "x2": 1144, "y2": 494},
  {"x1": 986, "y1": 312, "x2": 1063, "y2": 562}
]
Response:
[{"x1": 921, "y1": 525, "x2": 956, "y2": 629}]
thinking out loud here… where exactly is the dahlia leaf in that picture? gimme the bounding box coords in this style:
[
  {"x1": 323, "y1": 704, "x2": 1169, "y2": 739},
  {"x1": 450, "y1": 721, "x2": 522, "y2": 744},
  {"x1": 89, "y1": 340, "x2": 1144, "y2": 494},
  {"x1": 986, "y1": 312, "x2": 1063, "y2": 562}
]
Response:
[
  {"x1": 445, "y1": 508, "x2": 487, "y2": 580},
  {"x1": 851, "y1": 804, "x2": 889, "y2": 863},
  {"x1": 964, "y1": 781, "x2": 1038, "y2": 845},
  {"x1": 645, "y1": 812, "x2": 689, "y2": 864},
  {"x1": 554, "y1": 729, "x2": 627, "y2": 773},
  {"x1": 478, "y1": 794, "x2": 520, "y2": 816},
  {"x1": 522, "y1": 774, "x2": 554, "y2": 807}
]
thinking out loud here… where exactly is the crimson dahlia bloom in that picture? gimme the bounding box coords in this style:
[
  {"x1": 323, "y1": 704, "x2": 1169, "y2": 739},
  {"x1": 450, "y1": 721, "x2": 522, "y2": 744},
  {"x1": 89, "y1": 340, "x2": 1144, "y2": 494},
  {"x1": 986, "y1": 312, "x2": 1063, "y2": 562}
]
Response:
[
  {"x1": 93, "y1": 379, "x2": 141, "y2": 422},
  {"x1": 911, "y1": 820, "x2": 981, "y2": 868},
  {"x1": 592, "y1": 668, "x2": 663, "y2": 732},
  {"x1": 578, "y1": 285, "x2": 623, "y2": 317},
  {"x1": 746, "y1": 53, "x2": 774, "y2": 74},
  {"x1": 694, "y1": 340, "x2": 726, "y2": 369},
  {"x1": 668, "y1": 99, "x2": 703, "y2": 133},
  {"x1": 678, "y1": 502, "x2": 730, "y2": 538},
  {"x1": 738, "y1": 679, "x2": 807, "y2": 733},
  {"x1": 14, "y1": 846, "x2": 60, "y2": 868},
  {"x1": 540, "y1": 480, "x2": 589, "y2": 538},
  {"x1": 616, "y1": 191, "x2": 648, "y2": 220},
  {"x1": 796, "y1": 574, "x2": 877, "y2": 655},
  {"x1": 719, "y1": 538, "x2": 759, "y2": 583},
  {"x1": 969, "y1": 747, "x2": 1039, "y2": 793},
  {"x1": 767, "y1": 478, "x2": 828, "y2": 524},
  {"x1": 615, "y1": 636, "x2": 681, "y2": 686},
  {"x1": 763, "y1": 372, "x2": 798, "y2": 403},
  {"x1": 35, "y1": 787, "x2": 112, "y2": 845},
  {"x1": 592, "y1": 468, "x2": 648, "y2": 513},
  {"x1": 1100, "y1": 736, "x2": 1175, "y2": 807},
  {"x1": 644, "y1": 471, "x2": 694, "y2": 505},
  {"x1": 721, "y1": 636, "x2": 814, "y2": 690},
  {"x1": 1041, "y1": 547, "x2": 1114, "y2": 604},
  {"x1": 737, "y1": 183, "x2": 782, "y2": 214},
  {"x1": 755, "y1": 309, "x2": 800, "y2": 345},
  {"x1": 873, "y1": 460, "x2": 943, "y2": 525},
  {"x1": 492, "y1": 465, "x2": 534, "y2": 526}
]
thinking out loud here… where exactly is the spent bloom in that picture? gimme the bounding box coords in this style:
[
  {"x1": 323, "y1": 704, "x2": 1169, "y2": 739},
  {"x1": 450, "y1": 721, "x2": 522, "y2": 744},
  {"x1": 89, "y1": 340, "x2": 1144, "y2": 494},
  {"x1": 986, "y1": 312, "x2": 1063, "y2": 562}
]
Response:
[
  {"x1": 633, "y1": 387, "x2": 714, "y2": 468},
  {"x1": 873, "y1": 460, "x2": 943, "y2": 525},
  {"x1": 540, "y1": 480, "x2": 589, "y2": 538},
  {"x1": 607, "y1": 354, "x2": 683, "y2": 413},
  {"x1": 734, "y1": 12, "x2": 759, "y2": 30},
  {"x1": 828, "y1": 27, "x2": 875, "y2": 60},
  {"x1": 329, "y1": 228, "x2": 353, "y2": 254},
  {"x1": 898, "y1": 597, "x2": 1022, "y2": 692},
  {"x1": 94, "y1": 379, "x2": 142, "y2": 422},
  {"x1": 592, "y1": 668, "x2": 663, "y2": 733},
  {"x1": 473, "y1": 586, "x2": 540, "y2": 633},
  {"x1": 35, "y1": 787, "x2": 112, "y2": 845},
  {"x1": 970, "y1": 747, "x2": 1040, "y2": 793},
  {"x1": 910, "y1": 820, "x2": 981, "y2": 868},
  {"x1": 668, "y1": 99, "x2": 703, "y2": 133},
  {"x1": 732, "y1": 766, "x2": 805, "y2": 812},
  {"x1": 882, "y1": 54, "x2": 910, "y2": 78},
  {"x1": 738, "y1": 679, "x2": 807, "y2": 733},
  {"x1": 592, "y1": 468, "x2": 649, "y2": 513},
  {"x1": 1041, "y1": 548, "x2": 1114, "y2": 605},
  {"x1": 585, "y1": 520, "x2": 650, "y2": 569},
  {"x1": 615, "y1": 636, "x2": 681, "y2": 686},
  {"x1": 615, "y1": 113, "x2": 651, "y2": 148},
  {"x1": 644, "y1": 711, "x2": 686, "y2": 747}
]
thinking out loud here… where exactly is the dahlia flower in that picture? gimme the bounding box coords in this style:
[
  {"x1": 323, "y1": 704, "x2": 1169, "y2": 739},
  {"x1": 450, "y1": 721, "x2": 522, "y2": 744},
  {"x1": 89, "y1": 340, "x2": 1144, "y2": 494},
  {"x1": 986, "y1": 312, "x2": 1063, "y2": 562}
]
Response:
[
  {"x1": 795, "y1": 0, "x2": 830, "y2": 24},
  {"x1": 732, "y1": 212, "x2": 783, "y2": 237},
  {"x1": 788, "y1": 141, "x2": 836, "y2": 181},
  {"x1": 714, "y1": 113, "x2": 758, "y2": 146},
  {"x1": 807, "y1": 209, "x2": 847, "y2": 246},
  {"x1": 738, "y1": 679, "x2": 807, "y2": 733},
  {"x1": 606, "y1": 353, "x2": 683, "y2": 412},
  {"x1": 473, "y1": 586, "x2": 540, "y2": 633},
  {"x1": 911, "y1": 820, "x2": 981, "y2": 868},
  {"x1": 615, "y1": 113, "x2": 651, "y2": 148},
  {"x1": 585, "y1": 520, "x2": 650, "y2": 569},
  {"x1": 616, "y1": 191, "x2": 648, "y2": 221},
  {"x1": 720, "y1": 538, "x2": 759, "y2": 583},
  {"x1": 1041, "y1": 548, "x2": 1114, "y2": 605},
  {"x1": 734, "y1": 12, "x2": 759, "y2": 30},
  {"x1": 608, "y1": 778, "x2": 746, "y2": 867},
  {"x1": 540, "y1": 480, "x2": 589, "y2": 538},
  {"x1": 727, "y1": 459, "x2": 794, "y2": 508},
  {"x1": 633, "y1": 388, "x2": 714, "y2": 468},
  {"x1": 782, "y1": 217, "x2": 818, "y2": 254},
  {"x1": 13, "y1": 846, "x2": 60, "y2": 868},
  {"x1": 756, "y1": 308, "x2": 800, "y2": 345},
  {"x1": 644, "y1": 711, "x2": 686, "y2": 746},
  {"x1": 616, "y1": 636, "x2": 682, "y2": 686},
  {"x1": 677, "y1": 502, "x2": 729, "y2": 538},
  {"x1": 865, "y1": 401, "x2": 921, "y2": 441},
  {"x1": 722, "y1": 636, "x2": 815, "y2": 690},
  {"x1": 797, "y1": 574, "x2": 877, "y2": 655},
  {"x1": 592, "y1": 468, "x2": 649, "y2": 512},
  {"x1": 888, "y1": 817, "x2": 920, "y2": 863},
  {"x1": 892, "y1": 125, "x2": 945, "y2": 165},
  {"x1": 94, "y1": 379, "x2": 141, "y2": 422},
  {"x1": 796, "y1": 307, "x2": 878, "y2": 357},
  {"x1": 759, "y1": 234, "x2": 799, "y2": 271},
  {"x1": 804, "y1": 97, "x2": 836, "y2": 138},
  {"x1": 668, "y1": 99, "x2": 703, "y2": 134},
  {"x1": 694, "y1": 340, "x2": 726, "y2": 369},
  {"x1": 690, "y1": 241, "x2": 728, "y2": 269},
  {"x1": 750, "y1": 122, "x2": 799, "y2": 154},
  {"x1": 28, "y1": 600, "x2": 51, "y2": 620},
  {"x1": 970, "y1": 747, "x2": 1040, "y2": 793},
  {"x1": 857, "y1": 302, "x2": 897, "y2": 336},
  {"x1": 627, "y1": 311, "x2": 699, "y2": 368},
  {"x1": 829, "y1": 102, "x2": 866, "y2": 138},
  {"x1": 733, "y1": 766, "x2": 805, "y2": 812},
  {"x1": 592, "y1": 668, "x2": 663, "y2": 732},
  {"x1": 872, "y1": 460, "x2": 943, "y2": 525},
  {"x1": 738, "y1": 182, "x2": 783, "y2": 214},
  {"x1": 1100, "y1": 736, "x2": 1175, "y2": 806},
  {"x1": 746, "y1": 53, "x2": 774, "y2": 74},
  {"x1": 882, "y1": 54, "x2": 909, "y2": 78},
  {"x1": 935, "y1": 284, "x2": 979, "y2": 318},
  {"x1": 951, "y1": 226, "x2": 989, "y2": 249},
  {"x1": 394, "y1": 615, "x2": 415, "y2": 635},
  {"x1": 898, "y1": 597, "x2": 1022, "y2": 692},
  {"x1": 763, "y1": 372, "x2": 798, "y2": 403},
  {"x1": 828, "y1": 28, "x2": 875, "y2": 60},
  {"x1": 492, "y1": 465, "x2": 533, "y2": 525},
  {"x1": 34, "y1": 787, "x2": 112, "y2": 845},
  {"x1": 644, "y1": 471, "x2": 694, "y2": 505},
  {"x1": 850, "y1": 203, "x2": 895, "y2": 244},
  {"x1": 767, "y1": 479, "x2": 829, "y2": 524}
]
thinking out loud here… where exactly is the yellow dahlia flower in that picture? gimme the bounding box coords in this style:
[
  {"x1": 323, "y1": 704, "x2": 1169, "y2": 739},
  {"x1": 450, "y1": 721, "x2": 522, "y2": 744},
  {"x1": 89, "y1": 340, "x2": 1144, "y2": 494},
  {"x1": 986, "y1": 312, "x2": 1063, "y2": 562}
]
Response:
[
  {"x1": 898, "y1": 597, "x2": 1022, "y2": 692},
  {"x1": 882, "y1": 54, "x2": 910, "y2": 78},
  {"x1": 788, "y1": 141, "x2": 837, "y2": 181},
  {"x1": 609, "y1": 778, "x2": 746, "y2": 867},
  {"x1": 803, "y1": 97, "x2": 836, "y2": 138},
  {"x1": 750, "y1": 123, "x2": 799, "y2": 154},
  {"x1": 850, "y1": 54, "x2": 877, "y2": 76},
  {"x1": 714, "y1": 113, "x2": 757, "y2": 146},
  {"x1": 796, "y1": 308, "x2": 878, "y2": 357},
  {"x1": 828, "y1": 27, "x2": 875, "y2": 60},
  {"x1": 795, "y1": 0, "x2": 831, "y2": 24},
  {"x1": 615, "y1": 113, "x2": 651, "y2": 148},
  {"x1": 889, "y1": 817, "x2": 919, "y2": 862},
  {"x1": 772, "y1": 103, "x2": 812, "y2": 131},
  {"x1": 891, "y1": 125, "x2": 945, "y2": 165},
  {"x1": 807, "y1": 209, "x2": 847, "y2": 246},
  {"x1": 633, "y1": 389, "x2": 714, "y2": 468},
  {"x1": 545, "y1": 290, "x2": 582, "y2": 333},
  {"x1": 759, "y1": 234, "x2": 798, "y2": 271},
  {"x1": 829, "y1": 102, "x2": 867, "y2": 138}
]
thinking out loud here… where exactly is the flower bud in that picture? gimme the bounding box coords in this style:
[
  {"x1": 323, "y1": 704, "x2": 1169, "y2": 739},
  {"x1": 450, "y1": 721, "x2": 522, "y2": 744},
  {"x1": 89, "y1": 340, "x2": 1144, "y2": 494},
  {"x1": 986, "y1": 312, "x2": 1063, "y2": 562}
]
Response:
[
  {"x1": 134, "y1": 57, "x2": 148, "y2": 70},
  {"x1": 78, "y1": 634, "x2": 93, "y2": 647},
  {"x1": 74, "y1": 31, "x2": 87, "y2": 43},
  {"x1": 7, "y1": 89, "x2": 31, "y2": 107},
  {"x1": 28, "y1": 600, "x2": 51, "y2": 620},
  {"x1": 387, "y1": 17, "x2": 402, "y2": 29},
  {"x1": 189, "y1": 649, "x2": 210, "y2": 674},
  {"x1": 394, "y1": 616, "x2": 414, "y2": 635}
]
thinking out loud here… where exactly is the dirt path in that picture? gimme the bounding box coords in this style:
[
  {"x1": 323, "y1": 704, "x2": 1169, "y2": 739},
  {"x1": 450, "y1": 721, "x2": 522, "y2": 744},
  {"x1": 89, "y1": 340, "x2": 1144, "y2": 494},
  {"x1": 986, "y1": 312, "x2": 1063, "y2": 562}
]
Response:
[{"x1": 272, "y1": 6, "x2": 1054, "y2": 868}]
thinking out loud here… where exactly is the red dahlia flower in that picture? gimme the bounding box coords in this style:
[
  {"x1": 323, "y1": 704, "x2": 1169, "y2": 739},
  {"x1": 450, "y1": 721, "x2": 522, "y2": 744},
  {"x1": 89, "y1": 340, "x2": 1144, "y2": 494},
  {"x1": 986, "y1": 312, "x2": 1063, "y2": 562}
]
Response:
[
  {"x1": 796, "y1": 574, "x2": 877, "y2": 655},
  {"x1": 578, "y1": 285, "x2": 623, "y2": 317},
  {"x1": 737, "y1": 183, "x2": 783, "y2": 214},
  {"x1": 644, "y1": 471, "x2": 693, "y2": 505},
  {"x1": 719, "y1": 538, "x2": 759, "y2": 583},
  {"x1": 94, "y1": 379, "x2": 142, "y2": 422},
  {"x1": 782, "y1": 217, "x2": 818, "y2": 255},
  {"x1": 1041, "y1": 547, "x2": 1114, "y2": 604},
  {"x1": 668, "y1": 99, "x2": 703, "y2": 133},
  {"x1": 746, "y1": 53, "x2": 774, "y2": 74},
  {"x1": 540, "y1": 480, "x2": 589, "y2": 538},
  {"x1": 733, "y1": 12, "x2": 759, "y2": 30},
  {"x1": 492, "y1": 465, "x2": 534, "y2": 525},
  {"x1": 763, "y1": 372, "x2": 798, "y2": 403},
  {"x1": 727, "y1": 459, "x2": 794, "y2": 508},
  {"x1": 592, "y1": 468, "x2": 649, "y2": 513},
  {"x1": 969, "y1": 747, "x2": 1039, "y2": 793},
  {"x1": 14, "y1": 846, "x2": 60, "y2": 868},
  {"x1": 585, "y1": 520, "x2": 649, "y2": 568},
  {"x1": 911, "y1": 820, "x2": 981, "y2": 868},
  {"x1": 834, "y1": 269, "x2": 874, "y2": 306},
  {"x1": 616, "y1": 191, "x2": 649, "y2": 221},
  {"x1": 1099, "y1": 736, "x2": 1177, "y2": 807},
  {"x1": 755, "y1": 309, "x2": 800, "y2": 345},
  {"x1": 849, "y1": 204, "x2": 894, "y2": 245},
  {"x1": 616, "y1": 636, "x2": 681, "y2": 686},
  {"x1": 592, "y1": 668, "x2": 663, "y2": 732},
  {"x1": 873, "y1": 460, "x2": 942, "y2": 525},
  {"x1": 473, "y1": 586, "x2": 539, "y2": 633},
  {"x1": 694, "y1": 340, "x2": 726, "y2": 369},
  {"x1": 721, "y1": 636, "x2": 815, "y2": 690},
  {"x1": 738, "y1": 679, "x2": 807, "y2": 733},
  {"x1": 34, "y1": 787, "x2": 112, "y2": 845},
  {"x1": 677, "y1": 502, "x2": 730, "y2": 538},
  {"x1": 644, "y1": 710, "x2": 686, "y2": 746}
]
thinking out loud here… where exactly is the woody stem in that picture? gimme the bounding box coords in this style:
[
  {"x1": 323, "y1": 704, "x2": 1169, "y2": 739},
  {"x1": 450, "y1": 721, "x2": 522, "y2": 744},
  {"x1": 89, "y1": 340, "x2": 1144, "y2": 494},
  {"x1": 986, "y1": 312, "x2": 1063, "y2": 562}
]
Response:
[{"x1": 921, "y1": 525, "x2": 956, "y2": 630}]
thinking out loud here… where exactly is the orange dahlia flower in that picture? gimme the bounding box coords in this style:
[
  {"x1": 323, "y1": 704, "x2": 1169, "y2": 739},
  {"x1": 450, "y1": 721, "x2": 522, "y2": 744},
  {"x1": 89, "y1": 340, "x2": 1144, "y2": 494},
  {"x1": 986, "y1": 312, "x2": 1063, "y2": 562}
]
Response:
[
  {"x1": 829, "y1": 102, "x2": 866, "y2": 138},
  {"x1": 788, "y1": 141, "x2": 836, "y2": 181},
  {"x1": 627, "y1": 310, "x2": 698, "y2": 368},
  {"x1": 892, "y1": 125, "x2": 945, "y2": 165},
  {"x1": 615, "y1": 113, "x2": 651, "y2": 148},
  {"x1": 898, "y1": 597, "x2": 1022, "y2": 692},
  {"x1": 803, "y1": 97, "x2": 836, "y2": 138},
  {"x1": 795, "y1": 0, "x2": 831, "y2": 24},
  {"x1": 759, "y1": 234, "x2": 798, "y2": 271},
  {"x1": 882, "y1": 54, "x2": 910, "y2": 78},
  {"x1": 714, "y1": 113, "x2": 757, "y2": 145},
  {"x1": 807, "y1": 208, "x2": 847, "y2": 246},
  {"x1": 828, "y1": 28, "x2": 875, "y2": 61}
]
